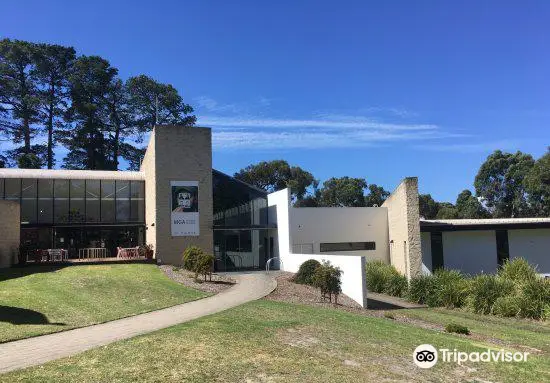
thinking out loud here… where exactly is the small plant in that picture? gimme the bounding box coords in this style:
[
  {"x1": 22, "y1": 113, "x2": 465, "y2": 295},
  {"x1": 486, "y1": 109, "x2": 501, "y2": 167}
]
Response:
[
  {"x1": 293, "y1": 259, "x2": 321, "y2": 285},
  {"x1": 498, "y1": 258, "x2": 538, "y2": 285},
  {"x1": 313, "y1": 261, "x2": 342, "y2": 304},
  {"x1": 445, "y1": 323, "x2": 470, "y2": 335},
  {"x1": 383, "y1": 311, "x2": 395, "y2": 320},
  {"x1": 407, "y1": 275, "x2": 435, "y2": 304},
  {"x1": 467, "y1": 274, "x2": 514, "y2": 315},
  {"x1": 183, "y1": 246, "x2": 203, "y2": 271},
  {"x1": 138, "y1": 244, "x2": 154, "y2": 259},
  {"x1": 194, "y1": 252, "x2": 215, "y2": 282}
]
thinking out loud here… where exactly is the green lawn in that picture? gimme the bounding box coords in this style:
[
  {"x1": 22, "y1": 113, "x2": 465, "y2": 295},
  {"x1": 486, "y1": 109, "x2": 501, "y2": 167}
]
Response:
[
  {"x1": 3, "y1": 300, "x2": 549, "y2": 382},
  {"x1": 0, "y1": 264, "x2": 208, "y2": 343}
]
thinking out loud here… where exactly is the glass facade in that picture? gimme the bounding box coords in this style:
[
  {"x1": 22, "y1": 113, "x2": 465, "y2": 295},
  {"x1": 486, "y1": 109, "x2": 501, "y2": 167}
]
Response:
[
  {"x1": 0, "y1": 177, "x2": 146, "y2": 259},
  {"x1": 212, "y1": 170, "x2": 276, "y2": 271},
  {"x1": 1, "y1": 170, "x2": 274, "y2": 268}
]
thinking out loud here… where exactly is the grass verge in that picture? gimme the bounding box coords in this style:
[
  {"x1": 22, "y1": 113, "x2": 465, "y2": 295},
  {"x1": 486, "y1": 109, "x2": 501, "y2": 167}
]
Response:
[
  {"x1": 3, "y1": 300, "x2": 549, "y2": 382},
  {"x1": 0, "y1": 264, "x2": 208, "y2": 343}
]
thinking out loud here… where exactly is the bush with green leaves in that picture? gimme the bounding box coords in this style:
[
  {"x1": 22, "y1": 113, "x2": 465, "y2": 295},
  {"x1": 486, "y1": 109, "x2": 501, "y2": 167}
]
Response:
[
  {"x1": 293, "y1": 259, "x2": 321, "y2": 285},
  {"x1": 466, "y1": 274, "x2": 514, "y2": 315},
  {"x1": 445, "y1": 323, "x2": 470, "y2": 335},
  {"x1": 427, "y1": 269, "x2": 469, "y2": 308},
  {"x1": 194, "y1": 252, "x2": 215, "y2": 282},
  {"x1": 492, "y1": 295, "x2": 522, "y2": 317},
  {"x1": 407, "y1": 274, "x2": 435, "y2": 304},
  {"x1": 312, "y1": 261, "x2": 342, "y2": 304},
  {"x1": 498, "y1": 258, "x2": 538, "y2": 284},
  {"x1": 384, "y1": 272, "x2": 408, "y2": 298},
  {"x1": 517, "y1": 278, "x2": 550, "y2": 319},
  {"x1": 365, "y1": 260, "x2": 407, "y2": 297},
  {"x1": 182, "y1": 246, "x2": 203, "y2": 272}
]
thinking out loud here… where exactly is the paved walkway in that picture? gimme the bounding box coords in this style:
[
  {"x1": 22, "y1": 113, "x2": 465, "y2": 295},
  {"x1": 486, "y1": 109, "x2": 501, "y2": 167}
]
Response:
[{"x1": 0, "y1": 272, "x2": 277, "y2": 374}]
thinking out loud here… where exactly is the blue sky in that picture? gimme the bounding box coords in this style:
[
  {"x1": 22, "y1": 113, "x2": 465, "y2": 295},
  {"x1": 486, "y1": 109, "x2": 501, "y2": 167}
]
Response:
[{"x1": 2, "y1": 1, "x2": 549, "y2": 201}]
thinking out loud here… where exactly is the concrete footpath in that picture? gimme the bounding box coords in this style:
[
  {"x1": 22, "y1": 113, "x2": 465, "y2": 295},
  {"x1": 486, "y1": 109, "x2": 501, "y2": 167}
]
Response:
[{"x1": 0, "y1": 272, "x2": 277, "y2": 374}]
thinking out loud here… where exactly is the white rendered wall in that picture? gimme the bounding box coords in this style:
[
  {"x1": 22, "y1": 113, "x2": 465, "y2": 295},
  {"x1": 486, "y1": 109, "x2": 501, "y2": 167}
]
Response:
[
  {"x1": 267, "y1": 189, "x2": 368, "y2": 307},
  {"x1": 280, "y1": 252, "x2": 367, "y2": 307},
  {"x1": 420, "y1": 232, "x2": 432, "y2": 275},
  {"x1": 289, "y1": 207, "x2": 389, "y2": 262},
  {"x1": 508, "y1": 229, "x2": 550, "y2": 274},
  {"x1": 442, "y1": 231, "x2": 498, "y2": 275}
]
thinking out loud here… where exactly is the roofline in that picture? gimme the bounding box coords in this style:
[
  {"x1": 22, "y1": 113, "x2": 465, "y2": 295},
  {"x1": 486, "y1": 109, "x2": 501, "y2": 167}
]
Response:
[
  {"x1": 420, "y1": 219, "x2": 550, "y2": 232},
  {"x1": 0, "y1": 168, "x2": 145, "y2": 180},
  {"x1": 212, "y1": 169, "x2": 268, "y2": 195}
]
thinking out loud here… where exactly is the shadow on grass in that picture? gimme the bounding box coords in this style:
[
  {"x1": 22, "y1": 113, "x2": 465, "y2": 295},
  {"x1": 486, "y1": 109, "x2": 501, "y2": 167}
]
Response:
[
  {"x1": 0, "y1": 265, "x2": 69, "y2": 283},
  {"x1": 0, "y1": 306, "x2": 65, "y2": 326}
]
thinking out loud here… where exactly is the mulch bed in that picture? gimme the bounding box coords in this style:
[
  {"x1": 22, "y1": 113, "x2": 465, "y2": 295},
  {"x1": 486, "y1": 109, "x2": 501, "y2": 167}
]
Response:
[
  {"x1": 160, "y1": 265, "x2": 235, "y2": 294},
  {"x1": 265, "y1": 272, "x2": 373, "y2": 314}
]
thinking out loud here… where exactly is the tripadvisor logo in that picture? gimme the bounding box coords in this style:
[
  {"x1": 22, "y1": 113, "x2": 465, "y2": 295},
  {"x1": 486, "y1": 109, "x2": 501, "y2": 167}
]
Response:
[{"x1": 413, "y1": 344, "x2": 529, "y2": 369}]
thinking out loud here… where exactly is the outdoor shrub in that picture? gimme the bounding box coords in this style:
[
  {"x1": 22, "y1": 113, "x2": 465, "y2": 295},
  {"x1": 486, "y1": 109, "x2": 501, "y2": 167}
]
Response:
[
  {"x1": 293, "y1": 259, "x2": 321, "y2": 285},
  {"x1": 366, "y1": 261, "x2": 404, "y2": 295},
  {"x1": 407, "y1": 274, "x2": 435, "y2": 304},
  {"x1": 194, "y1": 252, "x2": 215, "y2": 281},
  {"x1": 182, "y1": 246, "x2": 203, "y2": 271},
  {"x1": 498, "y1": 258, "x2": 538, "y2": 285},
  {"x1": 517, "y1": 278, "x2": 550, "y2": 320},
  {"x1": 466, "y1": 274, "x2": 514, "y2": 315},
  {"x1": 427, "y1": 269, "x2": 468, "y2": 308},
  {"x1": 384, "y1": 272, "x2": 408, "y2": 298},
  {"x1": 445, "y1": 323, "x2": 470, "y2": 335},
  {"x1": 492, "y1": 295, "x2": 522, "y2": 317},
  {"x1": 313, "y1": 261, "x2": 342, "y2": 304}
]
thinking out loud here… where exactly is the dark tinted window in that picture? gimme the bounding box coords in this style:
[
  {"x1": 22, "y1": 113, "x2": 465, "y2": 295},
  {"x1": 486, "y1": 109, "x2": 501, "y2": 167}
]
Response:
[
  {"x1": 5, "y1": 178, "x2": 20, "y2": 201},
  {"x1": 38, "y1": 179, "x2": 54, "y2": 224},
  {"x1": 320, "y1": 242, "x2": 376, "y2": 252},
  {"x1": 86, "y1": 180, "x2": 100, "y2": 222},
  {"x1": 101, "y1": 181, "x2": 115, "y2": 222},
  {"x1": 212, "y1": 170, "x2": 268, "y2": 227},
  {"x1": 21, "y1": 179, "x2": 37, "y2": 223}
]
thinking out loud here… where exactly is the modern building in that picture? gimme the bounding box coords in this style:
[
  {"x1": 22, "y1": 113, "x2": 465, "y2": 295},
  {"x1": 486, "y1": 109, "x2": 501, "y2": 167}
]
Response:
[
  {"x1": 0, "y1": 126, "x2": 276, "y2": 271},
  {"x1": 0, "y1": 125, "x2": 548, "y2": 307}
]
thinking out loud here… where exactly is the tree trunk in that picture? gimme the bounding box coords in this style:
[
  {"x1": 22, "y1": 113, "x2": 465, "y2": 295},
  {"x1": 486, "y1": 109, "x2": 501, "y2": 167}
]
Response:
[
  {"x1": 113, "y1": 125, "x2": 120, "y2": 170},
  {"x1": 47, "y1": 105, "x2": 54, "y2": 169}
]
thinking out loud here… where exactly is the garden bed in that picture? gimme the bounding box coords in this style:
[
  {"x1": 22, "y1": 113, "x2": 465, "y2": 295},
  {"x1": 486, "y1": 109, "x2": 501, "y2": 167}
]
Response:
[{"x1": 159, "y1": 265, "x2": 236, "y2": 294}]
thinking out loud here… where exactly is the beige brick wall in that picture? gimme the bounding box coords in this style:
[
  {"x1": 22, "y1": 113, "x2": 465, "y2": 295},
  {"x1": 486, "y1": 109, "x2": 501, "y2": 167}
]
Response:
[
  {"x1": 382, "y1": 177, "x2": 422, "y2": 279},
  {"x1": 141, "y1": 125, "x2": 213, "y2": 265},
  {"x1": 0, "y1": 200, "x2": 21, "y2": 267}
]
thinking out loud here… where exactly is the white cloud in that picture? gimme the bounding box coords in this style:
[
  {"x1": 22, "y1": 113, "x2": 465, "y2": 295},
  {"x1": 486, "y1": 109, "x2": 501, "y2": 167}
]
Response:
[
  {"x1": 412, "y1": 140, "x2": 519, "y2": 153},
  {"x1": 199, "y1": 115, "x2": 439, "y2": 131},
  {"x1": 194, "y1": 96, "x2": 240, "y2": 113}
]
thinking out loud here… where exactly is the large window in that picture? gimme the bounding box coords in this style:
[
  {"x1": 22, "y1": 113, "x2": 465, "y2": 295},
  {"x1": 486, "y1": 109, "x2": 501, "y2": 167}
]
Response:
[
  {"x1": 54, "y1": 180, "x2": 69, "y2": 223},
  {"x1": 101, "y1": 181, "x2": 116, "y2": 222},
  {"x1": 130, "y1": 181, "x2": 145, "y2": 222},
  {"x1": 0, "y1": 177, "x2": 145, "y2": 225},
  {"x1": 5, "y1": 178, "x2": 20, "y2": 201},
  {"x1": 38, "y1": 179, "x2": 53, "y2": 223},
  {"x1": 320, "y1": 242, "x2": 376, "y2": 252},
  {"x1": 116, "y1": 180, "x2": 130, "y2": 222},
  {"x1": 86, "y1": 180, "x2": 101, "y2": 222},
  {"x1": 70, "y1": 180, "x2": 85, "y2": 223},
  {"x1": 21, "y1": 179, "x2": 37, "y2": 223},
  {"x1": 212, "y1": 170, "x2": 269, "y2": 228}
]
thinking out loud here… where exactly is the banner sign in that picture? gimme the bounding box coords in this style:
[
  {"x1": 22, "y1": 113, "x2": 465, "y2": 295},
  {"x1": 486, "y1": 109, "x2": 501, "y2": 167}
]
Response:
[{"x1": 170, "y1": 181, "x2": 199, "y2": 236}]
